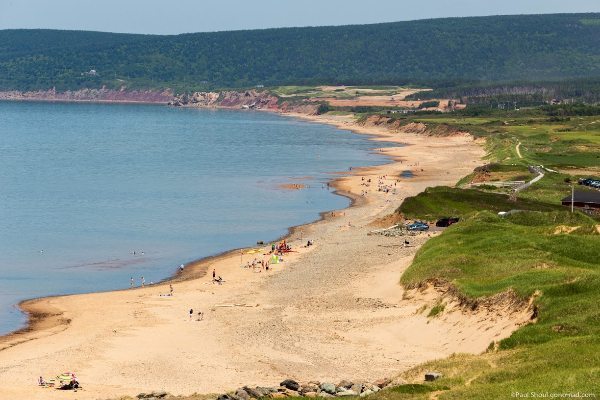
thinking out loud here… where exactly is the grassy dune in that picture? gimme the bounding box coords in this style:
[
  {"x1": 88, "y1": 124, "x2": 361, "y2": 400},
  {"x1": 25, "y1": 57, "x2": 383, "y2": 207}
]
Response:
[
  {"x1": 376, "y1": 110, "x2": 600, "y2": 398},
  {"x1": 383, "y1": 210, "x2": 600, "y2": 399}
]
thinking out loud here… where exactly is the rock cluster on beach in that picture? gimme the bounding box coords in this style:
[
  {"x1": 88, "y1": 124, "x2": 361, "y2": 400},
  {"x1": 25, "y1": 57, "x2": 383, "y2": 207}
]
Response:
[
  {"x1": 137, "y1": 391, "x2": 169, "y2": 400},
  {"x1": 216, "y1": 378, "x2": 393, "y2": 400}
]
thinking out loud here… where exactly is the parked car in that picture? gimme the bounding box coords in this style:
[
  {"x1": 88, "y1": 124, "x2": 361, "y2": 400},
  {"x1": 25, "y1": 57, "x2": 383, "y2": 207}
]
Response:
[
  {"x1": 407, "y1": 221, "x2": 429, "y2": 231},
  {"x1": 579, "y1": 177, "x2": 600, "y2": 189},
  {"x1": 435, "y1": 217, "x2": 460, "y2": 227}
]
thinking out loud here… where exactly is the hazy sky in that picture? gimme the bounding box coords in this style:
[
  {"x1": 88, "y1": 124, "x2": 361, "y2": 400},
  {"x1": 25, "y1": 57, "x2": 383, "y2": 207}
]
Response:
[{"x1": 1, "y1": 0, "x2": 599, "y2": 34}]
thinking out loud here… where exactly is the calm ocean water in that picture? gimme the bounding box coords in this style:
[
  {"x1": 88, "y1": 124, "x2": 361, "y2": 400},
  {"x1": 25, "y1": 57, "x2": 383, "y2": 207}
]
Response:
[{"x1": 0, "y1": 102, "x2": 390, "y2": 335}]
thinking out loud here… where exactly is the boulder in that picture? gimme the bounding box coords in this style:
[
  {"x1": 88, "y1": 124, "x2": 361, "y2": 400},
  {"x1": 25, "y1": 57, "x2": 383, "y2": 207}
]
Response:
[
  {"x1": 236, "y1": 389, "x2": 250, "y2": 400},
  {"x1": 337, "y1": 390, "x2": 357, "y2": 397},
  {"x1": 270, "y1": 393, "x2": 286, "y2": 399},
  {"x1": 318, "y1": 392, "x2": 334, "y2": 398},
  {"x1": 304, "y1": 392, "x2": 318, "y2": 398},
  {"x1": 351, "y1": 383, "x2": 363, "y2": 394},
  {"x1": 280, "y1": 379, "x2": 300, "y2": 391},
  {"x1": 244, "y1": 387, "x2": 264, "y2": 399},
  {"x1": 320, "y1": 383, "x2": 337, "y2": 395},
  {"x1": 152, "y1": 392, "x2": 168, "y2": 399},
  {"x1": 425, "y1": 372, "x2": 442, "y2": 381},
  {"x1": 374, "y1": 378, "x2": 391, "y2": 388},
  {"x1": 337, "y1": 380, "x2": 353, "y2": 389},
  {"x1": 359, "y1": 390, "x2": 373, "y2": 398},
  {"x1": 217, "y1": 395, "x2": 234, "y2": 400},
  {"x1": 283, "y1": 389, "x2": 300, "y2": 397},
  {"x1": 300, "y1": 384, "x2": 320, "y2": 395}
]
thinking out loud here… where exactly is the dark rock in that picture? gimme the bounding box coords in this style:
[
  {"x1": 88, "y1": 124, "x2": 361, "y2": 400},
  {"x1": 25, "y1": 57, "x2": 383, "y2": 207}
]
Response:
[
  {"x1": 280, "y1": 379, "x2": 300, "y2": 391},
  {"x1": 217, "y1": 395, "x2": 233, "y2": 400},
  {"x1": 236, "y1": 389, "x2": 251, "y2": 400},
  {"x1": 425, "y1": 372, "x2": 442, "y2": 381},
  {"x1": 137, "y1": 394, "x2": 164, "y2": 400}
]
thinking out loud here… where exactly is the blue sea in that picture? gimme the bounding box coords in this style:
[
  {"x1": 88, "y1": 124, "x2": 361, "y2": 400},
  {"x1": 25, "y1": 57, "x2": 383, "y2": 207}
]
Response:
[{"x1": 0, "y1": 102, "x2": 390, "y2": 335}]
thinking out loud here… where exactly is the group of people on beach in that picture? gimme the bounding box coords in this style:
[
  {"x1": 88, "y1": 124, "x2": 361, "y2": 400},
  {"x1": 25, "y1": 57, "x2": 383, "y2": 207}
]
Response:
[
  {"x1": 359, "y1": 175, "x2": 400, "y2": 196},
  {"x1": 244, "y1": 258, "x2": 271, "y2": 272},
  {"x1": 130, "y1": 276, "x2": 155, "y2": 288}
]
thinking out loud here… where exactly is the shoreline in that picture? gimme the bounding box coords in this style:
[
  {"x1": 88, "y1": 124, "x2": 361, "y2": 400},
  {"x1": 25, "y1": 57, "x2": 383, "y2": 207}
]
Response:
[
  {"x1": 0, "y1": 109, "x2": 375, "y2": 342},
  {"x1": 0, "y1": 109, "x2": 505, "y2": 400}
]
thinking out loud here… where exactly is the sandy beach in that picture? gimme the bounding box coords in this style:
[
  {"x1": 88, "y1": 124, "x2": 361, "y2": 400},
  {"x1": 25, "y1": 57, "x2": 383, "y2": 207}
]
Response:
[{"x1": 0, "y1": 113, "x2": 530, "y2": 399}]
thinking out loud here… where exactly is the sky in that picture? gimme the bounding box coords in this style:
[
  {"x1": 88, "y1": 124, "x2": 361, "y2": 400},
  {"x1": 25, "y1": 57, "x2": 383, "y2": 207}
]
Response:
[{"x1": 0, "y1": 0, "x2": 599, "y2": 35}]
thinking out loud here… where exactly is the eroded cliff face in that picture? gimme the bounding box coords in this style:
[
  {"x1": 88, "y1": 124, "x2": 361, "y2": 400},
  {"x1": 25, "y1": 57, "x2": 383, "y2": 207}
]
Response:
[
  {"x1": 0, "y1": 87, "x2": 174, "y2": 103},
  {"x1": 169, "y1": 90, "x2": 320, "y2": 114},
  {"x1": 170, "y1": 90, "x2": 278, "y2": 108}
]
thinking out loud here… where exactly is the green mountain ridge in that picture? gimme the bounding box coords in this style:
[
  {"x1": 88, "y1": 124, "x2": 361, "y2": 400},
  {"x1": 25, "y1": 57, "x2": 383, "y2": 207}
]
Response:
[{"x1": 1, "y1": 13, "x2": 600, "y2": 91}]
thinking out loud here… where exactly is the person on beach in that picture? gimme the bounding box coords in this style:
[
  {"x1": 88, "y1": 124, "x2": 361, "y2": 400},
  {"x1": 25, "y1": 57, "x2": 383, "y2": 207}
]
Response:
[
  {"x1": 141, "y1": 276, "x2": 145, "y2": 287},
  {"x1": 130, "y1": 277, "x2": 134, "y2": 288},
  {"x1": 189, "y1": 308, "x2": 193, "y2": 320},
  {"x1": 212, "y1": 269, "x2": 216, "y2": 280},
  {"x1": 169, "y1": 284, "x2": 173, "y2": 296},
  {"x1": 197, "y1": 311, "x2": 204, "y2": 321}
]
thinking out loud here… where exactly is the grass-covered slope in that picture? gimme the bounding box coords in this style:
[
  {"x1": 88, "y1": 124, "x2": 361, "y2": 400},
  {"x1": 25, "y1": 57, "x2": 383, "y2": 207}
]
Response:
[
  {"x1": 390, "y1": 211, "x2": 600, "y2": 399},
  {"x1": 399, "y1": 187, "x2": 562, "y2": 220},
  {"x1": 1, "y1": 13, "x2": 600, "y2": 91},
  {"x1": 367, "y1": 103, "x2": 600, "y2": 398}
]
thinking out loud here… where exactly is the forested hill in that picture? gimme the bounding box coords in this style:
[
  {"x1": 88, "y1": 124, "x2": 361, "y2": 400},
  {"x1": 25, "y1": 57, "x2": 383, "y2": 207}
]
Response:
[{"x1": 1, "y1": 13, "x2": 600, "y2": 91}]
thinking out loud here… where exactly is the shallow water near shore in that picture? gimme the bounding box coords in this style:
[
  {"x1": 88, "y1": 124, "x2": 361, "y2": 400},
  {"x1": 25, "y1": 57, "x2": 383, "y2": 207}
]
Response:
[{"x1": 0, "y1": 102, "x2": 392, "y2": 335}]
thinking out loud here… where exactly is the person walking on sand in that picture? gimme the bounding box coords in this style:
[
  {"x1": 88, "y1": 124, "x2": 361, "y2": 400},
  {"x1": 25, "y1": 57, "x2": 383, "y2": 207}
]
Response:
[
  {"x1": 189, "y1": 308, "x2": 193, "y2": 321},
  {"x1": 130, "y1": 277, "x2": 134, "y2": 288},
  {"x1": 169, "y1": 284, "x2": 173, "y2": 296},
  {"x1": 141, "y1": 276, "x2": 145, "y2": 287}
]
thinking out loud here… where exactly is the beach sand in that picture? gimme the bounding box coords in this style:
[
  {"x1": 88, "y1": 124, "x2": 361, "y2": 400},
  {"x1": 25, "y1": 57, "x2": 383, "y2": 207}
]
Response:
[{"x1": 0, "y1": 114, "x2": 526, "y2": 399}]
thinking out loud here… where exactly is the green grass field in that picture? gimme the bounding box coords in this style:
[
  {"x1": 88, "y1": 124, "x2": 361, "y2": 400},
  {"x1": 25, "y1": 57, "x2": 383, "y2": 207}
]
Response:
[
  {"x1": 385, "y1": 210, "x2": 600, "y2": 399},
  {"x1": 399, "y1": 187, "x2": 563, "y2": 221},
  {"x1": 378, "y1": 109, "x2": 600, "y2": 399}
]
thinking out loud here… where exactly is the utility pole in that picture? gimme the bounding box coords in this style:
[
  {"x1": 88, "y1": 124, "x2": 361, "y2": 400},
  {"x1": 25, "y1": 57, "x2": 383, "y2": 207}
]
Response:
[{"x1": 571, "y1": 185, "x2": 574, "y2": 214}]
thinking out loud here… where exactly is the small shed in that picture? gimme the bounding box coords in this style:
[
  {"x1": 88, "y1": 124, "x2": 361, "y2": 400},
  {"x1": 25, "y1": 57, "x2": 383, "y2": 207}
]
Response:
[{"x1": 561, "y1": 191, "x2": 600, "y2": 210}]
